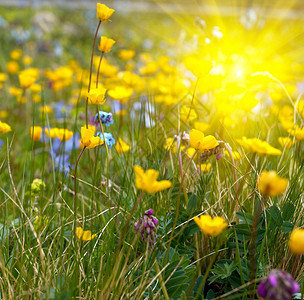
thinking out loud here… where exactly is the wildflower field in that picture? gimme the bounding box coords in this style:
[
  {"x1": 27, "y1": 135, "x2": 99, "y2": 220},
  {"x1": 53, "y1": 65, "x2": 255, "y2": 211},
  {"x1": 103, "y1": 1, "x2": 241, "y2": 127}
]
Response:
[{"x1": 1, "y1": 1, "x2": 304, "y2": 299}]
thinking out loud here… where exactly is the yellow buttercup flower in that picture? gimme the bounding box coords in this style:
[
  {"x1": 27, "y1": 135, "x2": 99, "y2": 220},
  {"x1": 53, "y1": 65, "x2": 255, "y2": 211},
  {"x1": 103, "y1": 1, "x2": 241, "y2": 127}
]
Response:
[
  {"x1": 139, "y1": 62, "x2": 158, "y2": 75},
  {"x1": 97, "y1": 3, "x2": 115, "y2": 22},
  {"x1": 108, "y1": 86, "x2": 133, "y2": 103},
  {"x1": 0, "y1": 110, "x2": 8, "y2": 119},
  {"x1": 194, "y1": 121, "x2": 210, "y2": 133},
  {"x1": 257, "y1": 170, "x2": 288, "y2": 197},
  {"x1": 119, "y1": 49, "x2": 135, "y2": 60},
  {"x1": 193, "y1": 215, "x2": 228, "y2": 236},
  {"x1": 225, "y1": 150, "x2": 241, "y2": 161},
  {"x1": 288, "y1": 126, "x2": 304, "y2": 140},
  {"x1": 236, "y1": 137, "x2": 282, "y2": 156},
  {"x1": 133, "y1": 165, "x2": 172, "y2": 194},
  {"x1": 0, "y1": 73, "x2": 7, "y2": 83},
  {"x1": 115, "y1": 138, "x2": 131, "y2": 154},
  {"x1": 198, "y1": 163, "x2": 211, "y2": 173},
  {"x1": 186, "y1": 147, "x2": 197, "y2": 159},
  {"x1": 45, "y1": 128, "x2": 73, "y2": 142},
  {"x1": 98, "y1": 36, "x2": 116, "y2": 53},
  {"x1": 10, "y1": 49, "x2": 22, "y2": 60},
  {"x1": 80, "y1": 125, "x2": 104, "y2": 149},
  {"x1": 10, "y1": 86, "x2": 23, "y2": 97},
  {"x1": 22, "y1": 55, "x2": 33, "y2": 65},
  {"x1": 180, "y1": 106, "x2": 198, "y2": 122},
  {"x1": 289, "y1": 228, "x2": 304, "y2": 255},
  {"x1": 87, "y1": 87, "x2": 107, "y2": 105},
  {"x1": 278, "y1": 137, "x2": 294, "y2": 149},
  {"x1": 0, "y1": 121, "x2": 11, "y2": 133},
  {"x1": 19, "y1": 68, "x2": 39, "y2": 89},
  {"x1": 40, "y1": 105, "x2": 53, "y2": 114},
  {"x1": 6, "y1": 61, "x2": 19, "y2": 74},
  {"x1": 76, "y1": 227, "x2": 97, "y2": 241},
  {"x1": 30, "y1": 83, "x2": 42, "y2": 93},
  {"x1": 164, "y1": 137, "x2": 185, "y2": 154},
  {"x1": 31, "y1": 126, "x2": 42, "y2": 141},
  {"x1": 189, "y1": 129, "x2": 219, "y2": 153}
]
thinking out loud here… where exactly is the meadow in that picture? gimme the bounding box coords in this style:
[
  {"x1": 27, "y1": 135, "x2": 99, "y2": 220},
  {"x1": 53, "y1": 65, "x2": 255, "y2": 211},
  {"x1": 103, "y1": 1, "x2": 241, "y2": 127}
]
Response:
[{"x1": 0, "y1": 2, "x2": 304, "y2": 299}]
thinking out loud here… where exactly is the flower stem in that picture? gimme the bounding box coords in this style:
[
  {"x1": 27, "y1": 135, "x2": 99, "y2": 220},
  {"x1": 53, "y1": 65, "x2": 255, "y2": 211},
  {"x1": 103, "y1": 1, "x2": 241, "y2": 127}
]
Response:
[
  {"x1": 86, "y1": 20, "x2": 101, "y2": 128},
  {"x1": 96, "y1": 51, "x2": 104, "y2": 89}
]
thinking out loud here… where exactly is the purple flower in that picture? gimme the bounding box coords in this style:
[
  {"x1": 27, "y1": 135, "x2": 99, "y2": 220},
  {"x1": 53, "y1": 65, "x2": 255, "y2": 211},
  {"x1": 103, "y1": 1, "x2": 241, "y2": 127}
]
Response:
[
  {"x1": 257, "y1": 269, "x2": 299, "y2": 300},
  {"x1": 134, "y1": 208, "x2": 158, "y2": 248}
]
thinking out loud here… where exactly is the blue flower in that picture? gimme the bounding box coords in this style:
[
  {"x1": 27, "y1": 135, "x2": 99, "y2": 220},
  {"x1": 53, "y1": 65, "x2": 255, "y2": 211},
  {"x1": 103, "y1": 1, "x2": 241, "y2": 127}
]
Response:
[
  {"x1": 52, "y1": 101, "x2": 72, "y2": 120},
  {"x1": 53, "y1": 154, "x2": 74, "y2": 176},
  {"x1": 94, "y1": 111, "x2": 114, "y2": 127},
  {"x1": 0, "y1": 139, "x2": 3, "y2": 151},
  {"x1": 96, "y1": 132, "x2": 116, "y2": 149}
]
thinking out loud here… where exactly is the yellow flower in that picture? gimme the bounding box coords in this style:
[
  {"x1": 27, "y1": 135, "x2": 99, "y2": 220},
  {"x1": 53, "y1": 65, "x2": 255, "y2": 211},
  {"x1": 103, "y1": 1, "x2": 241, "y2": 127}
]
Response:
[
  {"x1": 76, "y1": 227, "x2": 97, "y2": 241},
  {"x1": 278, "y1": 137, "x2": 294, "y2": 149},
  {"x1": 180, "y1": 106, "x2": 198, "y2": 122},
  {"x1": 0, "y1": 73, "x2": 7, "y2": 83},
  {"x1": 108, "y1": 86, "x2": 133, "y2": 103},
  {"x1": 194, "y1": 121, "x2": 210, "y2": 133},
  {"x1": 186, "y1": 147, "x2": 197, "y2": 159},
  {"x1": 45, "y1": 128, "x2": 73, "y2": 142},
  {"x1": 80, "y1": 125, "x2": 104, "y2": 149},
  {"x1": 193, "y1": 215, "x2": 228, "y2": 236},
  {"x1": 164, "y1": 138, "x2": 185, "y2": 154},
  {"x1": 0, "y1": 110, "x2": 8, "y2": 119},
  {"x1": 30, "y1": 83, "x2": 42, "y2": 93},
  {"x1": 97, "y1": 3, "x2": 115, "y2": 22},
  {"x1": 19, "y1": 68, "x2": 39, "y2": 89},
  {"x1": 87, "y1": 87, "x2": 107, "y2": 105},
  {"x1": 31, "y1": 126, "x2": 42, "y2": 141},
  {"x1": 10, "y1": 49, "x2": 22, "y2": 60},
  {"x1": 115, "y1": 138, "x2": 131, "y2": 154},
  {"x1": 236, "y1": 137, "x2": 282, "y2": 156},
  {"x1": 98, "y1": 36, "x2": 116, "y2": 53},
  {"x1": 289, "y1": 228, "x2": 304, "y2": 255},
  {"x1": 224, "y1": 150, "x2": 241, "y2": 161},
  {"x1": 40, "y1": 105, "x2": 53, "y2": 114},
  {"x1": 9, "y1": 86, "x2": 23, "y2": 97},
  {"x1": 22, "y1": 55, "x2": 33, "y2": 65},
  {"x1": 6, "y1": 61, "x2": 19, "y2": 74},
  {"x1": 288, "y1": 126, "x2": 304, "y2": 140},
  {"x1": 189, "y1": 129, "x2": 219, "y2": 153},
  {"x1": 257, "y1": 170, "x2": 288, "y2": 197},
  {"x1": 133, "y1": 165, "x2": 172, "y2": 194},
  {"x1": 0, "y1": 121, "x2": 11, "y2": 133},
  {"x1": 119, "y1": 49, "x2": 135, "y2": 60},
  {"x1": 139, "y1": 62, "x2": 158, "y2": 75},
  {"x1": 184, "y1": 55, "x2": 213, "y2": 77},
  {"x1": 198, "y1": 163, "x2": 211, "y2": 173}
]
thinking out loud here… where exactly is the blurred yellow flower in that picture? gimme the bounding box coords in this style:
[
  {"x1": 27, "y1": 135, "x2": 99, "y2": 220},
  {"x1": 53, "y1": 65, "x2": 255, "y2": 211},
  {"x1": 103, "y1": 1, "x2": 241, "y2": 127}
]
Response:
[
  {"x1": 164, "y1": 137, "x2": 185, "y2": 154},
  {"x1": 22, "y1": 55, "x2": 33, "y2": 65},
  {"x1": 278, "y1": 137, "x2": 294, "y2": 149},
  {"x1": 133, "y1": 165, "x2": 172, "y2": 194},
  {"x1": 98, "y1": 36, "x2": 116, "y2": 53},
  {"x1": 30, "y1": 126, "x2": 42, "y2": 141},
  {"x1": 186, "y1": 147, "x2": 197, "y2": 159},
  {"x1": 76, "y1": 227, "x2": 97, "y2": 241},
  {"x1": 225, "y1": 150, "x2": 241, "y2": 161},
  {"x1": 0, "y1": 110, "x2": 8, "y2": 119},
  {"x1": 10, "y1": 49, "x2": 22, "y2": 60},
  {"x1": 194, "y1": 121, "x2": 210, "y2": 133},
  {"x1": 9, "y1": 87, "x2": 23, "y2": 97},
  {"x1": 288, "y1": 126, "x2": 304, "y2": 140},
  {"x1": 119, "y1": 49, "x2": 135, "y2": 60},
  {"x1": 30, "y1": 83, "x2": 42, "y2": 93},
  {"x1": 189, "y1": 129, "x2": 219, "y2": 153},
  {"x1": 0, "y1": 121, "x2": 11, "y2": 133},
  {"x1": 87, "y1": 87, "x2": 107, "y2": 105},
  {"x1": 115, "y1": 138, "x2": 131, "y2": 154},
  {"x1": 97, "y1": 3, "x2": 115, "y2": 22},
  {"x1": 45, "y1": 128, "x2": 73, "y2": 142},
  {"x1": 6, "y1": 61, "x2": 19, "y2": 74},
  {"x1": 237, "y1": 137, "x2": 282, "y2": 155},
  {"x1": 198, "y1": 163, "x2": 211, "y2": 173},
  {"x1": 108, "y1": 86, "x2": 133, "y2": 103},
  {"x1": 289, "y1": 228, "x2": 304, "y2": 255},
  {"x1": 19, "y1": 68, "x2": 39, "y2": 89},
  {"x1": 257, "y1": 170, "x2": 288, "y2": 197},
  {"x1": 184, "y1": 55, "x2": 213, "y2": 77},
  {"x1": 139, "y1": 62, "x2": 158, "y2": 75},
  {"x1": 193, "y1": 215, "x2": 228, "y2": 236},
  {"x1": 0, "y1": 73, "x2": 7, "y2": 83},
  {"x1": 180, "y1": 106, "x2": 197, "y2": 122},
  {"x1": 80, "y1": 125, "x2": 104, "y2": 149},
  {"x1": 40, "y1": 106, "x2": 53, "y2": 114}
]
